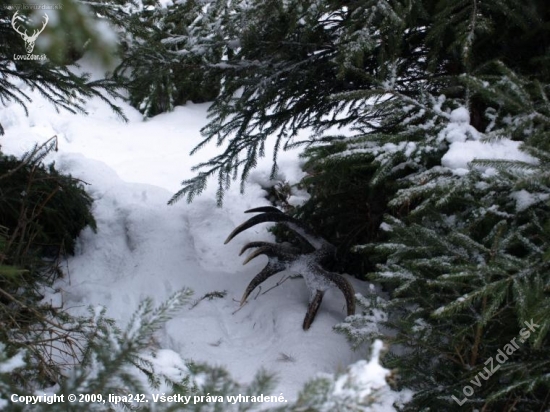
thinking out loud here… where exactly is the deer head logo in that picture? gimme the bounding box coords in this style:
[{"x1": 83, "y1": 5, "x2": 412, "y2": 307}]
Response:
[{"x1": 11, "y1": 11, "x2": 49, "y2": 54}]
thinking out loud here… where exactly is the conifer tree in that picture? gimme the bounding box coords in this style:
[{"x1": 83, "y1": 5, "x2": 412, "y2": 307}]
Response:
[
  {"x1": 320, "y1": 1, "x2": 550, "y2": 410},
  {"x1": 113, "y1": 0, "x2": 224, "y2": 117},
  {"x1": 0, "y1": 0, "x2": 128, "y2": 135},
  {"x1": 168, "y1": 0, "x2": 549, "y2": 205},
  {"x1": 341, "y1": 144, "x2": 550, "y2": 410},
  {"x1": 163, "y1": 0, "x2": 550, "y2": 410}
]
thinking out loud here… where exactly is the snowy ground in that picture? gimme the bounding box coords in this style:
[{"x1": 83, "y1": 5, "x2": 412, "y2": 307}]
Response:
[
  {"x1": 2, "y1": 57, "x2": 533, "y2": 408},
  {"x1": 0, "y1": 71, "x2": 368, "y2": 401}
]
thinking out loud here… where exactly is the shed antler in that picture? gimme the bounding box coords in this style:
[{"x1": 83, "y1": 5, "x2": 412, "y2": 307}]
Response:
[{"x1": 226, "y1": 207, "x2": 355, "y2": 330}]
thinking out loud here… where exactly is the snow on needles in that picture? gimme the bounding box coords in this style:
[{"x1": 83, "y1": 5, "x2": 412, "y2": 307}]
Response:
[
  {"x1": 0, "y1": 345, "x2": 25, "y2": 374},
  {"x1": 440, "y1": 107, "x2": 536, "y2": 174},
  {"x1": 328, "y1": 340, "x2": 413, "y2": 411},
  {"x1": 510, "y1": 190, "x2": 550, "y2": 212}
]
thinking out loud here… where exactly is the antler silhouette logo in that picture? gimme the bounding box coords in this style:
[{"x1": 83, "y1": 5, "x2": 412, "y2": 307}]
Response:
[{"x1": 11, "y1": 11, "x2": 49, "y2": 54}]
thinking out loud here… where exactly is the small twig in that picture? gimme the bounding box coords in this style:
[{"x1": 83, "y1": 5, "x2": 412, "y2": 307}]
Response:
[
  {"x1": 189, "y1": 290, "x2": 227, "y2": 310},
  {"x1": 208, "y1": 339, "x2": 223, "y2": 347},
  {"x1": 232, "y1": 301, "x2": 247, "y2": 315},
  {"x1": 0, "y1": 135, "x2": 57, "y2": 181},
  {"x1": 235, "y1": 274, "x2": 299, "y2": 311},
  {"x1": 277, "y1": 352, "x2": 296, "y2": 363},
  {"x1": 0, "y1": 286, "x2": 76, "y2": 331},
  {"x1": 254, "y1": 285, "x2": 263, "y2": 300},
  {"x1": 259, "y1": 274, "x2": 292, "y2": 297}
]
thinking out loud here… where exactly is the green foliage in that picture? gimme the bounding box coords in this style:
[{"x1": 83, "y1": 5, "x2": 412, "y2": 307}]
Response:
[
  {"x1": 0, "y1": 138, "x2": 98, "y2": 387},
  {"x1": 113, "y1": 0, "x2": 223, "y2": 118},
  {"x1": 169, "y1": 0, "x2": 363, "y2": 205},
  {"x1": 0, "y1": 291, "x2": 197, "y2": 411},
  {"x1": 165, "y1": 0, "x2": 549, "y2": 205},
  {"x1": 154, "y1": 0, "x2": 550, "y2": 410},
  {"x1": 180, "y1": 364, "x2": 276, "y2": 412},
  {"x1": 0, "y1": 0, "x2": 127, "y2": 135},
  {"x1": 332, "y1": 31, "x2": 550, "y2": 408},
  {"x1": 296, "y1": 134, "x2": 442, "y2": 276},
  {"x1": 4, "y1": 0, "x2": 547, "y2": 410},
  {"x1": 0, "y1": 295, "x2": 408, "y2": 411},
  {"x1": 349, "y1": 149, "x2": 550, "y2": 411},
  {"x1": 63, "y1": 290, "x2": 194, "y2": 406},
  {"x1": 0, "y1": 137, "x2": 96, "y2": 259}
]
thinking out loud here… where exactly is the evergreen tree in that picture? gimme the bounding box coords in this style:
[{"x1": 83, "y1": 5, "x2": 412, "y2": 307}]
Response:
[
  {"x1": 0, "y1": 327, "x2": 411, "y2": 411},
  {"x1": 340, "y1": 144, "x2": 550, "y2": 410},
  {"x1": 163, "y1": 0, "x2": 550, "y2": 410},
  {"x1": 322, "y1": 1, "x2": 550, "y2": 410},
  {"x1": 0, "y1": 291, "x2": 197, "y2": 411},
  {"x1": 113, "y1": 0, "x2": 224, "y2": 118},
  {"x1": 0, "y1": 221, "x2": 410, "y2": 412},
  {"x1": 0, "y1": 138, "x2": 100, "y2": 388},
  {"x1": 0, "y1": 0, "x2": 127, "y2": 135},
  {"x1": 167, "y1": 0, "x2": 549, "y2": 204},
  {"x1": 169, "y1": 0, "x2": 377, "y2": 205}
]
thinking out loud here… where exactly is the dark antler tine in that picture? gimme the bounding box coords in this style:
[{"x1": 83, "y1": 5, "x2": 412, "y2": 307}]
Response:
[
  {"x1": 241, "y1": 243, "x2": 301, "y2": 264},
  {"x1": 303, "y1": 290, "x2": 324, "y2": 330},
  {"x1": 224, "y1": 212, "x2": 292, "y2": 244},
  {"x1": 225, "y1": 211, "x2": 327, "y2": 253},
  {"x1": 245, "y1": 206, "x2": 283, "y2": 214},
  {"x1": 240, "y1": 263, "x2": 284, "y2": 305},
  {"x1": 242, "y1": 247, "x2": 271, "y2": 265},
  {"x1": 322, "y1": 269, "x2": 356, "y2": 316},
  {"x1": 239, "y1": 241, "x2": 273, "y2": 256}
]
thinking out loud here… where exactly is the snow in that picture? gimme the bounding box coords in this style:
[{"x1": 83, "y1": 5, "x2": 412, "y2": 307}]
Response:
[
  {"x1": 438, "y1": 107, "x2": 480, "y2": 144},
  {"x1": 438, "y1": 107, "x2": 537, "y2": 174},
  {"x1": 0, "y1": 347, "x2": 25, "y2": 374},
  {"x1": 0, "y1": 58, "x2": 369, "y2": 403},
  {"x1": 510, "y1": 190, "x2": 549, "y2": 212},
  {"x1": 330, "y1": 340, "x2": 413, "y2": 410},
  {"x1": 379, "y1": 222, "x2": 392, "y2": 232},
  {"x1": 449, "y1": 107, "x2": 470, "y2": 125},
  {"x1": 442, "y1": 138, "x2": 535, "y2": 173},
  {"x1": 140, "y1": 348, "x2": 191, "y2": 392}
]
